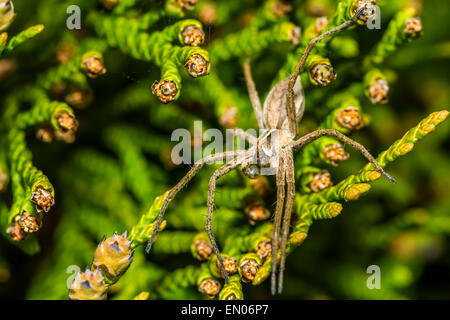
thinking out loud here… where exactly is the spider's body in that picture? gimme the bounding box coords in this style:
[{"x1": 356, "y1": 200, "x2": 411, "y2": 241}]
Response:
[{"x1": 146, "y1": 7, "x2": 396, "y2": 296}]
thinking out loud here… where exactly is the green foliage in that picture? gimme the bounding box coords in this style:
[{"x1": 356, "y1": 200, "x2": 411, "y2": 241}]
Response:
[{"x1": 0, "y1": 0, "x2": 448, "y2": 300}]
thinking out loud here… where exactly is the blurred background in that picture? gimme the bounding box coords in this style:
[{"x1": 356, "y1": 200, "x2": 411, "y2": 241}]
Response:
[{"x1": 0, "y1": 0, "x2": 449, "y2": 299}]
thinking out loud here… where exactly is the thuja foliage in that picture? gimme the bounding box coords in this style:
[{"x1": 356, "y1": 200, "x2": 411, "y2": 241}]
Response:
[{"x1": 0, "y1": 0, "x2": 448, "y2": 299}]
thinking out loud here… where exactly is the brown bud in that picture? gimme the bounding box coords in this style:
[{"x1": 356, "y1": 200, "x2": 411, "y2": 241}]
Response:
[
  {"x1": 255, "y1": 240, "x2": 272, "y2": 260},
  {"x1": 310, "y1": 63, "x2": 336, "y2": 86},
  {"x1": 102, "y1": 0, "x2": 118, "y2": 10},
  {"x1": 245, "y1": 203, "x2": 271, "y2": 223},
  {"x1": 56, "y1": 44, "x2": 74, "y2": 64},
  {"x1": 82, "y1": 55, "x2": 106, "y2": 78},
  {"x1": 54, "y1": 130, "x2": 76, "y2": 144},
  {"x1": 161, "y1": 147, "x2": 182, "y2": 170},
  {"x1": 178, "y1": 0, "x2": 197, "y2": 11},
  {"x1": 65, "y1": 88, "x2": 91, "y2": 109},
  {"x1": 249, "y1": 176, "x2": 270, "y2": 197},
  {"x1": 184, "y1": 54, "x2": 209, "y2": 78},
  {"x1": 194, "y1": 239, "x2": 213, "y2": 261},
  {"x1": 181, "y1": 25, "x2": 205, "y2": 46},
  {"x1": 404, "y1": 17, "x2": 422, "y2": 38},
  {"x1": 239, "y1": 258, "x2": 260, "y2": 283},
  {"x1": 92, "y1": 232, "x2": 133, "y2": 283},
  {"x1": 219, "y1": 106, "x2": 238, "y2": 128},
  {"x1": 309, "y1": 170, "x2": 333, "y2": 193},
  {"x1": 368, "y1": 79, "x2": 389, "y2": 104},
  {"x1": 218, "y1": 257, "x2": 238, "y2": 276},
  {"x1": 30, "y1": 186, "x2": 55, "y2": 213},
  {"x1": 36, "y1": 125, "x2": 55, "y2": 143},
  {"x1": 336, "y1": 107, "x2": 364, "y2": 130},
  {"x1": 6, "y1": 222, "x2": 27, "y2": 242},
  {"x1": 57, "y1": 113, "x2": 78, "y2": 132},
  {"x1": 198, "y1": 278, "x2": 221, "y2": 298},
  {"x1": 323, "y1": 144, "x2": 349, "y2": 166},
  {"x1": 69, "y1": 268, "x2": 107, "y2": 300},
  {"x1": 353, "y1": 0, "x2": 377, "y2": 23},
  {"x1": 49, "y1": 82, "x2": 67, "y2": 99},
  {"x1": 305, "y1": 1, "x2": 328, "y2": 16},
  {"x1": 16, "y1": 211, "x2": 42, "y2": 233},
  {"x1": 0, "y1": 169, "x2": 8, "y2": 191},
  {"x1": 289, "y1": 27, "x2": 301, "y2": 45},
  {"x1": 315, "y1": 16, "x2": 329, "y2": 33},
  {"x1": 198, "y1": 3, "x2": 217, "y2": 25},
  {"x1": 0, "y1": 59, "x2": 17, "y2": 82},
  {"x1": 152, "y1": 79, "x2": 178, "y2": 104},
  {"x1": 271, "y1": 1, "x2": 292, "y2": 18}
]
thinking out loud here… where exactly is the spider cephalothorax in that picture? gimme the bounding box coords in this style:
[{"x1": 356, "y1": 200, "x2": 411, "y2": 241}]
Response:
[{"x1": 146, "y1": 7, "x2": 396, "y2": 295}]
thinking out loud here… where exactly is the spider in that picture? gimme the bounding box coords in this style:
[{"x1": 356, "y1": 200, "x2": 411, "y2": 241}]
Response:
[{"x1": 146, "y1": 8, "x2": 396, "y2": 295}]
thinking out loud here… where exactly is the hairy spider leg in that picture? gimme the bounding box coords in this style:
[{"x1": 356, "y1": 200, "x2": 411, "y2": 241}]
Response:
[
  {"x1": 286, "y1": 8, "x2": 367, "y2": 137},
  {"x1": 146, "y1": 150, "x2": 246, "y2": 254},
  {"x1": 243, "y1": 60, "x2": 265, "y2": 129},
  {"x1": 278, "y1": 147, "x2": 295, "y2": 293},
  {"x1": 271, "y1": 151, "x2": 286, "y2": 295},
  {"x1": 206, "y1": 157, "x2": 246, "y2": 283},
  {"x1": 290, "y1": 129, "x2": 396, "y2": 184}
]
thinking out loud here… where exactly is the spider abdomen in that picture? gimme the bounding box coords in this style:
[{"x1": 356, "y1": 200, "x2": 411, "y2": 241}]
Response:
[{"x1": 263, "y1": 76, "x2": 305, "y2": 132}]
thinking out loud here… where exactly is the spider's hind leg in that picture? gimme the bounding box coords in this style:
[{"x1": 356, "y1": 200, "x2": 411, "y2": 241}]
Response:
[
  {"x1": 278, "y1": 148, "x2": 295, "y2": 294},
  {"x1": 271, "y1": 152, "x2": 286, "y2": 295},
  {"x1": 206, "y1": 157, "x2": 244, "y2": 283},
  {"x1": 146, "y1": 151, "x2": 244, "y2": 254}
]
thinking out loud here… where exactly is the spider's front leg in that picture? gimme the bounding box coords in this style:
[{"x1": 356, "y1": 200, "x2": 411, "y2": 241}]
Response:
[
  {"x1": 242, "y1": 60, "x2": 265, "y2": 130},
  {"x1": 290, "y1": 129, "x2": 396, "y2": 184},
  {"x1": 206, "y1": 157, "x2": 245, "y2": 283},
  {"x1": 285, "y1": 9, "x2": 367, "y2": 137}
]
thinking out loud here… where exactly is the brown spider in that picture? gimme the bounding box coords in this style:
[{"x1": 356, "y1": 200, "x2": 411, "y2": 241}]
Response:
[{"x1": 146, "y1": 8, "x2": 396, "y2": 295}]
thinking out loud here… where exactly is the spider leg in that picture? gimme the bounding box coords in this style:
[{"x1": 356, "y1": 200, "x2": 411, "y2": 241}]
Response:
[
  {"x1": 243, "y1": 60, "x2": 265, "y2": 129},
  {"x1": 206, "y1": 157, "x2": 244, "y2": 283},
  {"x1": 285, "y1": 9, "x2": 366, "y2": 137},
  {"x1": 278, "y1": 147, "x2": 295, "y2": 294},
  {"x1": 271, "y1": 151, "x2": 286, "y2": 295},
  {"x1": 290, "y1": 129, "x2": 396, "y2": 184},
  {"x1": 146, "y1": 150, "x2": 246, "y2": 254}
]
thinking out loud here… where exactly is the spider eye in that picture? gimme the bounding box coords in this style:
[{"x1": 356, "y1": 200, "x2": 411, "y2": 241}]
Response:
[{"x1": 243, "y1": 165, "x2": 260, "y2": 179}]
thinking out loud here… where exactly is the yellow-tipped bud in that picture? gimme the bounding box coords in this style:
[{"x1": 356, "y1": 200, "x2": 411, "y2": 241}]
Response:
[
  {"x1": 92, "y1": 232, "x2": 133, "y2": 284},
  {"x1": 0, "y1": 1, "x2": 15, "y2": 32},
  {"x1": 68, "y1": 268, "x2": 107, "y2": 300}
]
